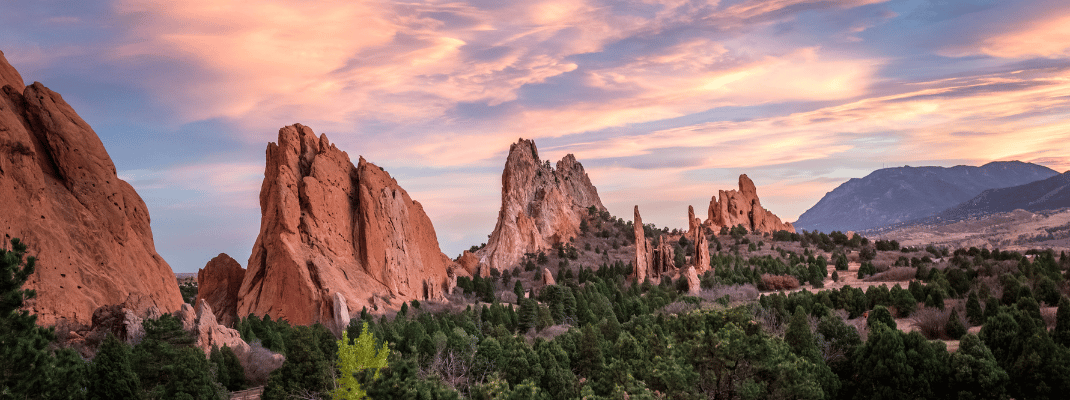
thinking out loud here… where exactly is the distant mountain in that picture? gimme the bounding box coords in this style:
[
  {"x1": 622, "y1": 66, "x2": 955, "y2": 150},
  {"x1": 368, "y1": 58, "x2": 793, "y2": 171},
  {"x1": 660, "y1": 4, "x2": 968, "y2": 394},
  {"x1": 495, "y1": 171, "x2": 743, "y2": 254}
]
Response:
[
  {"x1": 935, "y1": 171, "x2": 1070, "y2": 220},
  {"x1": 794, "y1": 161, "x2": 1059, "y2": 233}
]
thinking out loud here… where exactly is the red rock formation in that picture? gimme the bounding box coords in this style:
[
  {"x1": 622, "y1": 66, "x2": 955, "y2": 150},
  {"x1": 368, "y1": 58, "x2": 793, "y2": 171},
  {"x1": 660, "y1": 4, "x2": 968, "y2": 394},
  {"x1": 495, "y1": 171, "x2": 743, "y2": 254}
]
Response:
[
  {"x1": 651, "y1": 235, "x2": 674, "y2": 280},
  {"x1": 633, "y1": 206, "x2": 651, "y2": 283},
  {"x1": 175, "y1": 300, "x2": 285, "y2": 382},
  {"x1": 684, "y1": 266, "x2": 701, "y2": 294},
  {"x1": 706, "y1": 174, "x2": 795, "y2": 234},
  {"x1": 0, "y1": 50, "x2": 183, "y2": 325},
  {"x1": 693, "y1": 231, "x2": 711, "y2": 273},
  {"x1": 542, "y1": 268, "x2": 556, "y2": 286},
  {"x1": 196, "y1": 253, "x2": 246, "y2": 327},
  {"x1": 475, "y1": 139, "x2": 605, "y2": 272},
  {"x1": 237, "y1": 124, "x2": 459, "y2": 326}
]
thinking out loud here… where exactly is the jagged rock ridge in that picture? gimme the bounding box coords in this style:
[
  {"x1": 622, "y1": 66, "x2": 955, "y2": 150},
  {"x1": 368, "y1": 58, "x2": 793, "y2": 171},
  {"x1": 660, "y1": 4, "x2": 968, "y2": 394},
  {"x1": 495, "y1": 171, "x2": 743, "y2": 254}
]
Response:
[
  {"x1": 234, "y1": 124, "x2": 460, "y2": 326},
  {"x1": 706, "y1": 174, "x2": 795, "y2": 234},
  {"x1": 795, "y1": 161, "x2": 1059, "y2": 232},
  {"x1": 0, "y1": 50, "x2": 183, "y2": 325},
  {"x1": 475, "y1": 139, "x2": 605, "y2": 272}
]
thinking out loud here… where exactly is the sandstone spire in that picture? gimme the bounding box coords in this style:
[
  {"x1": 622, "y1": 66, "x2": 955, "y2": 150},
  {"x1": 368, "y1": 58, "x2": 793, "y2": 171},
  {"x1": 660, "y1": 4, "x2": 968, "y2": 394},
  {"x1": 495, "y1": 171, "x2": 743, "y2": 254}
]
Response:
[
  {"x1": 0, "y1": 50, "x2": 183, "y2": 325},
  {"x1": 633, "y1": 206, "x2": 651, "y2": 283},
  {"x1": 475, "y1": 139, "x2": 605, "y2": 272},
  {"x1": 236, "y1": 124, "x2": 459, "y2": 326}
]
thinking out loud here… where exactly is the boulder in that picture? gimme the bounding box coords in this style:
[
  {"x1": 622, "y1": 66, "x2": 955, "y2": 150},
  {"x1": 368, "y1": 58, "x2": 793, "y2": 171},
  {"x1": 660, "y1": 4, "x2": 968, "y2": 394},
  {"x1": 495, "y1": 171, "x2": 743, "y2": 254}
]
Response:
[
  {"x1": 707, "y1": 174, "x2": 795, "y2": 234},
  {"x1": 457, "y1": 250, "x2": 479, "y2": 276},
  {"x1": 237, "y1": 124, "x2": 457, "y2": 325},
  {"x1": 542, "y1": 268, "x2": 556, "y2": 286},
  {"x1": 684, "y1": 266, "x2": 701, "y2": 294},
  {"x1": 476, "y1": 139, "x2": 605, "y2": 272},
  {"x1": 195, "y1": 253, "x2": 245, "y2": 327},
  {"x1": 0, "y1": 52, "x2": 183, "y2": 325}
]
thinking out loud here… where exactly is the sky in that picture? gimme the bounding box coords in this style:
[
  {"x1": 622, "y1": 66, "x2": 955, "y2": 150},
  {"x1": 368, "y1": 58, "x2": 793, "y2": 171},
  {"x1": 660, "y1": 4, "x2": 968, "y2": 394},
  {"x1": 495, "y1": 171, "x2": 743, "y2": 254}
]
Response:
[{"x1": 3, "y1": 0, "x2": 1070, "y2": 273}]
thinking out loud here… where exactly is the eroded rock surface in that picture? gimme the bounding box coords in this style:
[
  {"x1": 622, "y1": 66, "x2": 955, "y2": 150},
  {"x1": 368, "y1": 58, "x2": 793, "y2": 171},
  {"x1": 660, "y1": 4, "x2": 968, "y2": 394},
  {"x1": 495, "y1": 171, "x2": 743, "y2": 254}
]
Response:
[
  {"x1": 633, "y1": 206, "x2": 651, "y2": 283},
  {"x1": 475, "y1": 139, "x2": 605, "y2": 272},
  {"x1": 237, "y1": 124, "x2": 460, "y2": 326},
  {"x1": 196, "y1": 253, "x2": 245, "y2": 327},
  {"x1": 707, "y1": 174, "x2": 795, "y2": 234},
  {"x1": 0, "y1": 50, "x2": 183, "y2": 325}
]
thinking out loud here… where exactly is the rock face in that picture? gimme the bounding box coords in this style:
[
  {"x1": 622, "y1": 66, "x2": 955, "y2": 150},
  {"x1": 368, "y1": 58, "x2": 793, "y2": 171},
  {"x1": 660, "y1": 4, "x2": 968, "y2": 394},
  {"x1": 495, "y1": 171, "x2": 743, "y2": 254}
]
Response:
[
  {"x1": 0, "y1": 50, "x2": 183, "y2": 325},
  {"x1": 196, "y1": 253, "x2": 245, "y2": 327},
  {"x1": 175, "y1": 300, "x2": 285, "y2": 383},
  {"x1": 475, "y1": 139, "x2": 605, "y2": 272},
  {"x1": 237, "y1": 124, "x2": 459, "y2": 326},
  {"x1": 707, "y1": 174, "x2": 795, "y2": 234}
]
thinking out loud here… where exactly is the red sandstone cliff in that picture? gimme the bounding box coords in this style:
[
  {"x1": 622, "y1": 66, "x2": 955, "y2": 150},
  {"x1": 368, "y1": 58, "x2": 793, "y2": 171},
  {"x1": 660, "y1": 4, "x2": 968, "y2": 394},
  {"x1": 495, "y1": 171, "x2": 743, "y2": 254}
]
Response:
[
  {"x1": 475, "y1": 139, "x2": 605, "y2": 272},
  {"x1": 0, "y1": 50, "x2": 183, "y2": 325},
  {"x1": 234, "y1": 124, "x2": 459, "y2": 326},
  {"x1": 706, "y1": 174, "x2": 795, "y2": 234}
]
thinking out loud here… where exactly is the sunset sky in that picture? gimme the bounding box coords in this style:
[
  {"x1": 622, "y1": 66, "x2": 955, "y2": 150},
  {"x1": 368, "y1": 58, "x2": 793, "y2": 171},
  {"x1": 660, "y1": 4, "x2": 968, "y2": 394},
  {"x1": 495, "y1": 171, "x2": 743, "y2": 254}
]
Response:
[{"x1": 3, "y1": 0, "x2": 1069, "y2": 273}]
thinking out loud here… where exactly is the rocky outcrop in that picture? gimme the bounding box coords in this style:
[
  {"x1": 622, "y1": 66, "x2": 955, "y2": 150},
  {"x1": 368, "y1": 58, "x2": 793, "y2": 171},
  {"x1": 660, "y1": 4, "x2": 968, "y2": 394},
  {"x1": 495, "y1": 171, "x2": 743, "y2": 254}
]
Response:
[
  {"x1": 651, "y1": 235, "x2": 674, "y2": 280},
  {"x1": 542, "y1": 268, "x2": 556, "y2": 286},
  {"x1": 175, "y1": 300, "x2": 285, "y2": 383},
  {"x1": 706, "y1": 174, "x2": 795, "y2": 234},
  {"x1": 457, "y1": 250, "x2": 479, "y2": 276},
  {"x1": 693, "y1": 232, "x2": 711, "y2": 273},
  {"x1": 332, "y1": 292, "x2": 350, "y2": 335},
  {"x1": 196, "y1": 253, "x2": 245, "y2": 327},
  {"x1": 475, "y1": 139, "x2": 605, "y2": 272},
  {"x1": 633, "y1": 206, "x2": 651, "y2": 283},
  {"x1": 237, "y1": 124, "x2": 461, "y2": 326},
  {"x1": 0, "y1": 50, "x2": 183, "y2": 325},
  {"x1": 684, "y1": 266, "x2": 701, "y2": 294}
]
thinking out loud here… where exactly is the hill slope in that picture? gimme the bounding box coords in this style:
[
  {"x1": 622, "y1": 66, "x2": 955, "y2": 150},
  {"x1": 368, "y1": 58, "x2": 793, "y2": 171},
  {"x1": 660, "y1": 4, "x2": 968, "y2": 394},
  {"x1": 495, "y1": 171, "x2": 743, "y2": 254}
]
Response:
[{"x1": 795, "y1": 161, "x2": 1058, "y2": 233}]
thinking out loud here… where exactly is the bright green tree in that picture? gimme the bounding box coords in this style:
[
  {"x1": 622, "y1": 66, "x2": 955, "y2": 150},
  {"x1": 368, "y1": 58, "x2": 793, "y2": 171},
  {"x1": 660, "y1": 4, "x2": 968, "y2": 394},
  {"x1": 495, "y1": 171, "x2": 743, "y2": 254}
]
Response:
[{"x1": 333, "y1": 322, "x2": 389, "y2": 400}]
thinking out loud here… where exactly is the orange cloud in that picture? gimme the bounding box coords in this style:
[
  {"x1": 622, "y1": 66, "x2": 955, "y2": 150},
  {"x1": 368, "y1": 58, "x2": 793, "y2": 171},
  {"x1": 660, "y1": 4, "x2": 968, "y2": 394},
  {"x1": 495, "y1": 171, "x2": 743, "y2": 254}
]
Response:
[{"x1": 979, "y1": 13, "x2": 1070, "y2": 59}]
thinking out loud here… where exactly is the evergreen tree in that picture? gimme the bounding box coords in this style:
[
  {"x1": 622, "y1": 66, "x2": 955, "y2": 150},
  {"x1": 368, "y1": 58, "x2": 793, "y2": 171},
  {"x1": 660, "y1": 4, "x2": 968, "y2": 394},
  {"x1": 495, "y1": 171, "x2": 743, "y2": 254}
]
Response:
[
  {"x1": 867, "y1": 305, "x2": 896, "y2": 330},
  {"x1": 967, "y1": 291, "x2": 984, "y2": 326},
  {"x1": 263, "y1": 326, "x2": 333, "y2": 400},
  {"x1": 88, "y1": 333, "x2": 140, "y2": 400},
  {"x1": 947, "y1": 334, "x2": 1009, "y2": 400},
  {"x1": 514, "y1": 280, "x2": 525, "y2": 304},
  {"x1": 1055, "y1": 296, "x2": 1070, "y2": 347},
  {"x1": 517, "y1": 299, "x2": 537, "y2": 333},
  {"x1": 0, "y1": 238, "x2": 87, "y2": 398},
  {"x1": 785, "y1": 306, "x2": 819, "y2": 361},
  {"x1": 890, "y1": 285, "x2": 916, "y2": 318},
  {"x1": 946, "y1": 309, "x2": 966, "y2": 340}
]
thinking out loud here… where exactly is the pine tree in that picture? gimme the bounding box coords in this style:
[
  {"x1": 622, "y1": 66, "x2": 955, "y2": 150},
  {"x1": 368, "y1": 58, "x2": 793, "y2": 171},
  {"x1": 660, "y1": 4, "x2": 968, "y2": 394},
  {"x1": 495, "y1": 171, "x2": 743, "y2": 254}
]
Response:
[
  {"x1": 966, "y1": 292, "x2": 984, "y2": 326},
  {"x1": 1055, "y1": 296, "x2": 1070, "y2": 347},
  {"x1": 867, "y1": 305, "x2": 897, "y2": 330},
  {"x1": 785, "y1": 306, "x2": 820, "y2": 361},
  {"x1": 517, "y1": 298, "x2": 537, "y2": 333},
  {"x1": 0, "y1": 238, "x2": 77, "y2": 398},
  {"x1": 513, "y1": 280, "x2": 525, "y2": 304},
  {"x1": 946, "y1": 309, "x2": 966, "y2": 340},
  {"x1": 88, "y1": 333, "x2": 141, "y2": 399}
]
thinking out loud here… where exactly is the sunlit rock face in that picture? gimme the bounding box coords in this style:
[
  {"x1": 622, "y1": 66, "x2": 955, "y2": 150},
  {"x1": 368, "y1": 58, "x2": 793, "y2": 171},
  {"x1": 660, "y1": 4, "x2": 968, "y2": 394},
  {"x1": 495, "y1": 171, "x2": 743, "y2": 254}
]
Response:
[
  {"x1": 236, "y1": 124, "x2": 460, "y2": 326},
  {"x1": 475, "y1": 139, "x2": 605, "y2": 272},
  {"x1": 0, "y1": 50, "x2": 183, "y2": 326},
  {"x1": 707, "y1": 174, "x2": 795, "y2": 234}
]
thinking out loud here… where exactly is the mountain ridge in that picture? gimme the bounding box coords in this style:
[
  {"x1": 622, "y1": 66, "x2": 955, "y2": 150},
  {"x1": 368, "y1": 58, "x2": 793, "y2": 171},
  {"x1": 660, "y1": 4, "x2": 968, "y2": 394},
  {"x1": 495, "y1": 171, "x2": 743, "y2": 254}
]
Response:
[{"x1": 795, "y1": 161, "x2": 1058, "y2": 233}]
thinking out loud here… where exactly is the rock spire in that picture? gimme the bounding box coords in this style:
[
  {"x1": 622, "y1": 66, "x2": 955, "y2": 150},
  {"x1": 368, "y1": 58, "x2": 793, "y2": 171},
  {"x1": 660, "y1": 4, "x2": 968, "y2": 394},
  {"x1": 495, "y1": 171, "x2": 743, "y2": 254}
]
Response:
[
  {"x1": 707, "y1": 174, "x2": 795, "y2": 234},
  {"x1": 475, "y1": 139, "x2": 605, "y2": 272}
]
